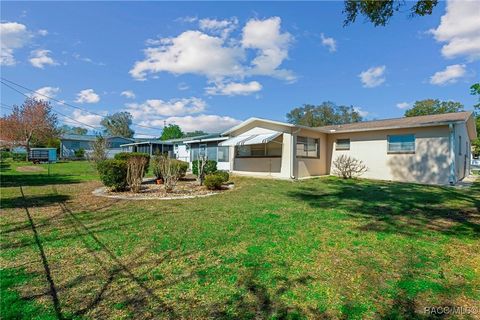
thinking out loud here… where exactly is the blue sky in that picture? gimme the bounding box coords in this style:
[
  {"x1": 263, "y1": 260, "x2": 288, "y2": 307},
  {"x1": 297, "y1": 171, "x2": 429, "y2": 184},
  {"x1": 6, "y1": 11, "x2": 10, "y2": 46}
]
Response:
[{"x1": 1, "y1": 1, "x2": 479, "y2": 137}]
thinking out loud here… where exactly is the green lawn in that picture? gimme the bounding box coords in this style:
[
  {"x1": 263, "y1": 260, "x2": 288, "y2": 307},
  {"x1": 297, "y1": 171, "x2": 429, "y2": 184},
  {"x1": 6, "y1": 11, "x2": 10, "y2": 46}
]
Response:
[{"x1": 1, "y1": 161, "x2": 479, "y2": 319}]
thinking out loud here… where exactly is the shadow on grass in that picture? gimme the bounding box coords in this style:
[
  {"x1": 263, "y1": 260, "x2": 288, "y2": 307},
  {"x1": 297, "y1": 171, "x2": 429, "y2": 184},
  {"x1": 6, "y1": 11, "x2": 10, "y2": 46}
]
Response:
[
  {"x1": 0, "y1": 173, "x2": 82, "y2": 187},
  {"x1": 0, "y1": 193, "x2": 71, "y2": 209},
  {"x1": 287, "y1": 177, "x2": 480, "y2": 238}
]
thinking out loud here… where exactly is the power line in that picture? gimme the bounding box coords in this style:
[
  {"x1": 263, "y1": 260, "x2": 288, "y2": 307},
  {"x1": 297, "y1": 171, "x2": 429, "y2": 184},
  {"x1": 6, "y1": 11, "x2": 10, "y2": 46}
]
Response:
[
  {"x1": 0, "y1": 77, "x2": 164, "y2": 132},
  {"x1": 1, "y1": 100, "x2": 157, "y2": 137}
]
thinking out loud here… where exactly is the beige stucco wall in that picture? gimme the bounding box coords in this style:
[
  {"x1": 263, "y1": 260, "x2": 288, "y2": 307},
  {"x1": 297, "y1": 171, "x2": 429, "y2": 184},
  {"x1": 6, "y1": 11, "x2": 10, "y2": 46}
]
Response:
[
  {"x1": 294, "y1": 128, "x2": 328, "y2": 178},
  {"x1": 327, "y1": 125, "x2": 452, "y2": 185}
]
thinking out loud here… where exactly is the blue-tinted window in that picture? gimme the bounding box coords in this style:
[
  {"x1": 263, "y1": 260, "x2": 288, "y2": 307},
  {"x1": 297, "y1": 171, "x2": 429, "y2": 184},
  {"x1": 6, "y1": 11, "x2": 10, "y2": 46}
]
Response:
[{"x1": 387, "y1": 134, "x2": 415, "y2": 153}]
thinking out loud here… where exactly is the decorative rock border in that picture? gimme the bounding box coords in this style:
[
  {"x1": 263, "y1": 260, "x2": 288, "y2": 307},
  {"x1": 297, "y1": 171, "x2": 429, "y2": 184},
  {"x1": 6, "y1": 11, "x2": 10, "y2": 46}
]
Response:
[{"x1": 92, "y1": 184, "x2": 234, "y2": 200}]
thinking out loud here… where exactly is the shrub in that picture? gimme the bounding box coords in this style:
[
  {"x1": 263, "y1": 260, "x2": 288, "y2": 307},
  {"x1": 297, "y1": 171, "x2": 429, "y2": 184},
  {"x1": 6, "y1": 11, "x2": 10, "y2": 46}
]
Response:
[
  {"x1": 97, "y1": 159, "x2": 128, "y2": 191},
  {"x1": 192, "y1": 159, "x2": 217, "y2": 176},
  {"x1": 152, "y1": 155, "x2": 183, "y2": 192},
  {"x1": 12, "y1": 153, "x2": 27, "y2": 162},
  {"x1": 0, "y1": 151, "x2": 12, "y2": 161},
  {"x1": 204, "y1": 173, "x2": 224, "y2": 190},
  {"x1": 215, "y1": 170, "x2": 229, "y2": 183},
  {"x1": 115, "y1": 152, "x2": 150, "y2": 174},
  {"x1": 74, "y1": 148, "x2": 85, "y2": 159},
  {"x1": 90, "y1": 135, "x2": 108, "y2": 164},
  {"x1": 172, "y1": 159, "x2": 188, "y2": 179},
  {"x1": 126, "y1": 155, "x2": 149, "y2": 193},
  {"x1": 332, "y1": 155, "x2": 367, "y2": 179}
]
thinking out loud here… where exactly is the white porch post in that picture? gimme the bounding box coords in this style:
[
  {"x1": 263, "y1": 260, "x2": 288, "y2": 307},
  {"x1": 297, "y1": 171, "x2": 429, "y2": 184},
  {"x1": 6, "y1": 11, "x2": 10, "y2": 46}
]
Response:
[
  {"x1": 280, "y1": 132, "x2": 293, "y2": 178},
  {"x1": 449, "y1": 123, "x2": 456, "y2": 185}
]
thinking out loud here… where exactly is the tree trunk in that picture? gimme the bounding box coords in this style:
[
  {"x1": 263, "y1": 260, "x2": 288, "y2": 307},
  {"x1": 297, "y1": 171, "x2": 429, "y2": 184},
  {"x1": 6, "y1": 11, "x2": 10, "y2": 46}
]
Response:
[{"x1": 25, "y1": 138, "x2": 30, "y2": 162}]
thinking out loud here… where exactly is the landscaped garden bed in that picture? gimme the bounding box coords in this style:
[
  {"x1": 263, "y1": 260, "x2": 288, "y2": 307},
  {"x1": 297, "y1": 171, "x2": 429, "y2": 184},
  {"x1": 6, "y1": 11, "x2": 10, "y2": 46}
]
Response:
[{"x1": 93, "y1": 175, "x2": 234, "y2": 200}]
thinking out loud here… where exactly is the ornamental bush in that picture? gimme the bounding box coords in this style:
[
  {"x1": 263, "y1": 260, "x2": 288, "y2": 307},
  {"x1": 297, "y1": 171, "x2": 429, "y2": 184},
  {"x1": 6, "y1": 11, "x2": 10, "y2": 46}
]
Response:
[
  {"x1": 114, "y1": 152, "x2": 150, "y2": 174},
  {"x1": 74, "y1": 148, "x2": 85, "y2": 159},
  {"x1": 172, "y1": 159, "x2": 189, "y2": 179},
  {"x1": 204, "y1": 173, "x2": 224, "y2": 190},
  {"x1": 215, "y1": 170, "x2": 229, "y2": 183},
  {"x1": 12, "y1": 153, "x2": 27, "y2": 162},
  {"x1": 192, "y1": 159, "x2": 217, "y2": 176},
  {"x1": 97, "y1": 159, "x2": 128, "y2": 191},
  {"x1": 0, "y1": 151, "x2": 12, "y2": 161}
]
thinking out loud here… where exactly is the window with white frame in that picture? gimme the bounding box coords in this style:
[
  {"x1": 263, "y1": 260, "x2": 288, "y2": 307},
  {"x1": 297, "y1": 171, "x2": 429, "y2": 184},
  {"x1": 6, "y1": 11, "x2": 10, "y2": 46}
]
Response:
[
  {"x1": 235, "y1": 142, "x2": 282, "y2": 157},
  {"x1": 296, "y1": 136, "x2": 319, "y2": 158},
  {"x1": 336, "y1": 139, "x2": 350, "y2": 150},
  {"x1": 387, "y1": 134, "x2": 415, "y2": 153}
]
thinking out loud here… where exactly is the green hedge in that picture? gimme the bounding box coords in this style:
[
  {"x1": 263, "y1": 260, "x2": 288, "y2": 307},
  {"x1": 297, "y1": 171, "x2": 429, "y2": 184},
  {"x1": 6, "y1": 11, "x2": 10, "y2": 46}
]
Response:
[
  {"x1": 12, "y1": 153, "x2": 27, "y2": 162},
  {"x1": 215, "y1": 171, "x2": 229, "y2": 183},
  {"x1": 0, "y1": 151, "x2": 12, "y2": 161},
  {"x1": 114, "y1": 152, "x2": 150, "y2": 174},
  {"x1": 192, "y1": 160, "x2": 217, "y2": 176},
  {"x1": 97, "y1": 159, "x2": 128, "y2": 191},
  {"x1": 151, "y1": 157, "x2": 188, "y2": 180},
  {"x1": 204, "y1": 174, "x2": 224, "y2": 190}
]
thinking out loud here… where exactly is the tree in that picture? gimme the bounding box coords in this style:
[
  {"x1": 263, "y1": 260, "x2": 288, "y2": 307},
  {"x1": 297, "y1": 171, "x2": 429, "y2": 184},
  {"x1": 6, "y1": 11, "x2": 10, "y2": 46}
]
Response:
[
  {"x1": 59, "y1": 125, "x2": 88, "y2": 135},
  {"x1": 343, "y1": 0, "x2": 438, "y2": 27},
  {"x1": 0, "y1": 98, "x2": 57, "y2": 160},
  {"x1": 160, "y1": 124, "x2": 184, "y2": 141},
  {"x1": 470, "y1": 83, "x2": 480, "y2": 156},
  {"x1": 286, "y1": 102, "x2": 363, "y2": 127},
  {"x1": 100, "y1": 112, "x2": 134, "y2": 138},
  {"x1": 183, "y1": 130, "x2": 208, "y2": 138},
  {"x1": 404, "y1": 99, "x2": 464, "y2": 117}
]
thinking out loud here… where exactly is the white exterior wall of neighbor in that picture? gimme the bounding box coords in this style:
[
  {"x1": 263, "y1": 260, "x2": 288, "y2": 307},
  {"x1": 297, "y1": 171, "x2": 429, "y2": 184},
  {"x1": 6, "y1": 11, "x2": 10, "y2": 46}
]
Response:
[
  {"x1": 327, "y1": 125, "x2": 453, "y2": 185},
  {"x1": 175, "y1": 144, "x2": 190, "y2": 163}
]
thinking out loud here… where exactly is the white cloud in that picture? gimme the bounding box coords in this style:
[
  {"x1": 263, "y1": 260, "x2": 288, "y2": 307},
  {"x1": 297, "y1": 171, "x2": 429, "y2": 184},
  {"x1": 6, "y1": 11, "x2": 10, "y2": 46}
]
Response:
[
  {"x1": 31, "y1": 86, "x2": 60, "y2": 101},
  {"x1": 130, "y1": 30, "x2": 244, "y2": 81},
  {"x1": 358, "y1": 65, "x2": 386, "y2": 88},
  {"x1": 130, "y1": 16, "x2": 295, "y2": 83},
  {"x1": 177, "y1": 82, "x2": 189, "y2": 91},
  {"x1": 429, "y1": 64, "x2": 467, "y2": 85},
  {"x1": 354, "y1": 107, "x2": 369, "y2": 117},
  {"x1": 29, "y1": 49, "x2": 58, "y2": 68},
  {"x1": 396, "y1": 102, "x2": 411, "y2": 109},
  {"x1": 121, "y1": 90, "x2": 136, "y2": 99},
  {"x1": 125, "y1": 97, "x2": 206, "y2": 119},
  {"x1": 206, "y1": 81, "x2": 262, "y2": 96},
  {"x1": 38, "y1": 29, "x2": 48, "y2": 36},
  {"x1": 242, "y1": 17, "x2": 295, "y2": 81},
  {"x1": 61, "y1": 109, "x2": 103, "y2": 129},
  {"x1": 0, "y1": 22, "x2": 31, "y2": 66},
  {"x1": 429, "y1": 0, "x2": 480, "y2": 60},
  {"x1": 75, "y1": 89, "x2": 100, "y2": 104},
  {"x1": 199, "y1": 17, "x2": 238, "y2": 38},
  {"x1": 146, "y1": 115, "x2": 241, "y2": 132},
  {"x1": 320, "y1": 33, "x2": 337, "y2": 52},
  {"x1": 72, "y1": 53, "x2": 106, "y2": 66}
]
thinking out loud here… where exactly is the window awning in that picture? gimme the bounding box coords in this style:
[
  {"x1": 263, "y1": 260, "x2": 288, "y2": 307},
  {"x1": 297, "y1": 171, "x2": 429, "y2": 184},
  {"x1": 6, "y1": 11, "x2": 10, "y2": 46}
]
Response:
[{"x1": 219, "y1": 128, "x2": 283, "y2": 146}]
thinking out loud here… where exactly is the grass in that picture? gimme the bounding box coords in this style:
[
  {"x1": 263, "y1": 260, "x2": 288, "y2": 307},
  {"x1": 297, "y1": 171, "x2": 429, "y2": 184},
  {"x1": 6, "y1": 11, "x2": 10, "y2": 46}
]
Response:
[{"x1": 0, "y1": 161, "x2": 479, "y2": 319}]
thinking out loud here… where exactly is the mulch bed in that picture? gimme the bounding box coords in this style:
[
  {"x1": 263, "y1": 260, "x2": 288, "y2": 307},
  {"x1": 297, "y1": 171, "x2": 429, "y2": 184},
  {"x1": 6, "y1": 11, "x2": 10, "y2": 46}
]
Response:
[{"x1": 93, "y1": 178, "x2": 234, "y2": 200}]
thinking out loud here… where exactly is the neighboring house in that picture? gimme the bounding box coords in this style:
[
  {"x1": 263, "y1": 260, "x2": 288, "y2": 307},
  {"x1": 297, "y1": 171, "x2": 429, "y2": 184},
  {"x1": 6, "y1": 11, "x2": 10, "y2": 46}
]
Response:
[
  {"x1": 219, "y1": 111, "x2": 477, "y2": 185},
  {"x1": 60, "y1": 134, "x2": 137, "y2": 159},
  {"x1": 120, "y1": 140, "x2": 174, "y2": 157},
  {"x1": 183, "y1": 134, "x2": 230, "y2": 171}
]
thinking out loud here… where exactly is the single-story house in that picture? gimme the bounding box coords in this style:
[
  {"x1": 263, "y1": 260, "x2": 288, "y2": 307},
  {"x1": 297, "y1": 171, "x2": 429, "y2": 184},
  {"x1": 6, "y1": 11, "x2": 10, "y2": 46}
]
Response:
[
  {"x1": 219, "y1": 111, "x2": 477, "y2": 185},
  {"x1": 60, "y1": 134, "x2": 142, "y2": 159},
  {"x1": 183, "y1": 134, "x2": 230, "y2": 171},
  {"x1": 120, "y1": 140, "x2": 174, "y2": 157}
]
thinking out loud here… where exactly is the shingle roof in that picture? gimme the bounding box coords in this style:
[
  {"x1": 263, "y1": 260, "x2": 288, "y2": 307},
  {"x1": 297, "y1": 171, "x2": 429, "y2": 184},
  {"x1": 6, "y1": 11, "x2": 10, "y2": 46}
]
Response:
[{"x1": 318, "y1": 111, "x2": 473, "y2": 133}]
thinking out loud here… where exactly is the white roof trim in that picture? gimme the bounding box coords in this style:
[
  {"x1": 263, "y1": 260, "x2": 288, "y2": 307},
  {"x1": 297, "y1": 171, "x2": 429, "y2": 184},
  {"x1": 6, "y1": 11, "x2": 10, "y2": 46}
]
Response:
[
  {"x1": 219, "y1": 128, "x2": 282, "y2": 146},
  {"x1": 184, "y1": 137, "x2": 229, "y2": 144},
  {"x1": 222, "y1": 117, "x2": 295, "y2": 135}
]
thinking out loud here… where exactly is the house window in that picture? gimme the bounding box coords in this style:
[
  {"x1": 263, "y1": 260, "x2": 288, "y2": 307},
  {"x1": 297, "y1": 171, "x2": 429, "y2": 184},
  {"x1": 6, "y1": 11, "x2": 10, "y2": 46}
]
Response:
[
  {"x1": 199, "y1": 144, "x2": 207, "y2": 157},
  {"x1": 235, "y1": 143, "x2": 282, "y2": 157},
  {"x1": 296, "y1": 136, "x2": 319, "y2": 158},
  {"x1": 336, "y1": 139, "x2": 350, "y2": 150},
  {"x1": 458, "y1": 136, "x2": 462, "y2": 155},
  {"x1": 387, "y1": 134, "x2": 415, "y2": 153},
  {"x1": 217, "y1": 146, "x2": 229, "y2": 162}
]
